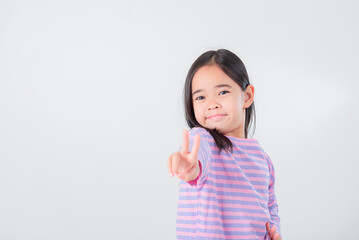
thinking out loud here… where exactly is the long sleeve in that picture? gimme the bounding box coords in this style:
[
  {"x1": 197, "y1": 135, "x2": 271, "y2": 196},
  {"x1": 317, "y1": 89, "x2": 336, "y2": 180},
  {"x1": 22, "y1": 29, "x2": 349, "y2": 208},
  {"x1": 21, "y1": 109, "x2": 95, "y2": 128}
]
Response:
[
  {"x1": 180, "y1": 127, "x2": 212, "y2": 187},
  {"x1": 265, "y1": 152, "x2": 282, "y2": 238}
]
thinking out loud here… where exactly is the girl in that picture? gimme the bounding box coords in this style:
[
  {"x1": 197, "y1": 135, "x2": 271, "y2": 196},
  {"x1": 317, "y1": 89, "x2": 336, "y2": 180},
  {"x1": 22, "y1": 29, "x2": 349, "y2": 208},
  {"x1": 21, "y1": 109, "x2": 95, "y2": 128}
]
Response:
[{"x1": 167, "y1": 49, "x2": 282, "y2": 240}]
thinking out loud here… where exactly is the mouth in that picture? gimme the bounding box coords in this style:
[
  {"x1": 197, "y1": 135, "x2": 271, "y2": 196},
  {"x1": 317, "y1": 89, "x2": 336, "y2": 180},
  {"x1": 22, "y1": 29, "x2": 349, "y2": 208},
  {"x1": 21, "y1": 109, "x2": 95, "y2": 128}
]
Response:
[{"x1": 207, "y1": 114, "x2": 226, "y2": 120}]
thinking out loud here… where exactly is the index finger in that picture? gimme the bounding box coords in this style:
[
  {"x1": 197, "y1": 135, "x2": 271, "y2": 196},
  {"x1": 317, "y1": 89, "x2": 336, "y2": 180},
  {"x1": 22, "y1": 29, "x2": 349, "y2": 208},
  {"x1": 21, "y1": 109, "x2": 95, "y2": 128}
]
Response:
[
  {"x1": 181, "y1": 129, "x2": 189, "y2": 155},
  {"x1": 189, "y1": 134, "x2": 200, "y2": 164}
]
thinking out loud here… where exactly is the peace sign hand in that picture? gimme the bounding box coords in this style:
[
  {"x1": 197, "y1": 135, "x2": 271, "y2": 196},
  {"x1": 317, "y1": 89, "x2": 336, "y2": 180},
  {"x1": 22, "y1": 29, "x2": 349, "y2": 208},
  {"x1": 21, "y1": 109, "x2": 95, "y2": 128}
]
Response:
[{"x1": 167, "y1": 129, "x2": 201, "y2": 182}]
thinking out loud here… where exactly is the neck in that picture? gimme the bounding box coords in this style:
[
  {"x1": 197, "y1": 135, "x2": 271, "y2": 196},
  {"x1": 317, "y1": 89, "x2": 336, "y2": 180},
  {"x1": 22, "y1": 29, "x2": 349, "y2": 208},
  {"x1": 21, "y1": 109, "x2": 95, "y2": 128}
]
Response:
[{"x1": 223, "y1": 126, "x2": 245, "y2": 139}]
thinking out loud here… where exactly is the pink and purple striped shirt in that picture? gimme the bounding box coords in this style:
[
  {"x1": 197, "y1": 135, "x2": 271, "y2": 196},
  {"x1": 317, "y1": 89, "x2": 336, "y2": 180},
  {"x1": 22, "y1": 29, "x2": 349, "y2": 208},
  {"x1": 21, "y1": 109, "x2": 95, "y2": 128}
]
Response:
[{"x1": 176, "y1": 127, "x2": 281, "y2": 240}]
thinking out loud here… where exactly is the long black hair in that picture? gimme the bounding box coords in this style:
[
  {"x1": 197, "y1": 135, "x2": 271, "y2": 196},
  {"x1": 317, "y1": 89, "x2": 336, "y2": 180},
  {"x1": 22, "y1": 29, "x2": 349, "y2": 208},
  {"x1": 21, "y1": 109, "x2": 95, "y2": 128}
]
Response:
[{"x1": 183, "y1": 49, "x2": 256, "y2": 154}]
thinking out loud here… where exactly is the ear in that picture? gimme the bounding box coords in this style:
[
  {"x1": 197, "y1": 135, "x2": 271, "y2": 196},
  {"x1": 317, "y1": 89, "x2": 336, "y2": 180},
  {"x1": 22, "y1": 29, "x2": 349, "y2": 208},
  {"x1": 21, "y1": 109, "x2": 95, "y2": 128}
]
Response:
[{"x1": 243, "y1": 84, "x2": 255, "y2": 108}]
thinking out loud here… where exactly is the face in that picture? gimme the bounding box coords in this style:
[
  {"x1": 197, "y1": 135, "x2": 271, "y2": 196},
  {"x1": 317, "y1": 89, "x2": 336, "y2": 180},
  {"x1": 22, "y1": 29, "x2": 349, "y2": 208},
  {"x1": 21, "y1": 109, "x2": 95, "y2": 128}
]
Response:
[{"x1": 191, "y1": 64, "x2": 254, "y2": 139}]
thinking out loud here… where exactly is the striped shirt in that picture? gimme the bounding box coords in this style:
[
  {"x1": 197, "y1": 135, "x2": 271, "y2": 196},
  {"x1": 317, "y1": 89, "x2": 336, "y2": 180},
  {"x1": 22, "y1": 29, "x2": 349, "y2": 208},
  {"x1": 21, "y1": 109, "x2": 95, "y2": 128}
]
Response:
[{"x1": 176, "y1": 127, "x2": 281, "y2": 240}]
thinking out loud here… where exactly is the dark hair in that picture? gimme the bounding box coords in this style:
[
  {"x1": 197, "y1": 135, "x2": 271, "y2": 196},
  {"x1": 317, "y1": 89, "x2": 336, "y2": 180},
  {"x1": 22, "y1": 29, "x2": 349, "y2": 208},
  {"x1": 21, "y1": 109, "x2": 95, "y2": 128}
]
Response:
[{"x1": 183, "y1": 49, "x2": 256, "y2": 154}]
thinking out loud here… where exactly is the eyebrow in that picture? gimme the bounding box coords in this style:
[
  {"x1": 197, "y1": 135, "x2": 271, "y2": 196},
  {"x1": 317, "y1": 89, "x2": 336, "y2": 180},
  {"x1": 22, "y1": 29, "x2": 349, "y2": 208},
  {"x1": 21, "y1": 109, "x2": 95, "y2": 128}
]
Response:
[{"x1": 192, "y1": 84, "x2": 232, "y2": 96}]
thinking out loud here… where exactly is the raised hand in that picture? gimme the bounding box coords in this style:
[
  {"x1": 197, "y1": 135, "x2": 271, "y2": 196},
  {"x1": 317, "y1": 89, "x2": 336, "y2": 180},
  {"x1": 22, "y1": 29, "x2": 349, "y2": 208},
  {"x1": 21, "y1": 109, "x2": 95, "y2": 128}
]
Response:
[
  {"x1": 266, "y1": 222, "x2": 282, "y2": 240},
  {"x1": 167, "y1": 129, "x2": 201, "y2": 182}
]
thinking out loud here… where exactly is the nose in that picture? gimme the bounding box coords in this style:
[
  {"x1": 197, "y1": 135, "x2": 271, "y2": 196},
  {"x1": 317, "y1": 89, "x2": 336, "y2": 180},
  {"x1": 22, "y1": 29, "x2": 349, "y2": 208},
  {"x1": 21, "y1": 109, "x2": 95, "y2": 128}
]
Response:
[
  {"x1": 208, "y1": 100, "x2": 221, "y2": 110},
  {"x1": 208, "y1": 104, "x2": 219, "y2": 110}
]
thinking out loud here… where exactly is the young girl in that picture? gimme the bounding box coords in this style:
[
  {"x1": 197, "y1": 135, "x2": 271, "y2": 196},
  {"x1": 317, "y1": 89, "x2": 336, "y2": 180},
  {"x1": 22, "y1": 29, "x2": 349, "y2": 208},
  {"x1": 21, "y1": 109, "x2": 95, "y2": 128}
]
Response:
[{"x1": 167, "y1": 49, "x2": 282, "y2": 240}]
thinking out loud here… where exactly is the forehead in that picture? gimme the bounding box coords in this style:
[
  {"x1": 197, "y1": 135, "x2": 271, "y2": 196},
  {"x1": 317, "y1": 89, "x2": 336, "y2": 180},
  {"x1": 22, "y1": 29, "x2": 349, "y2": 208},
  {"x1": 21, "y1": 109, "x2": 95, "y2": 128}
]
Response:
[{"x1": 192, "y1": 64, "x2": 237, "y2": 91}]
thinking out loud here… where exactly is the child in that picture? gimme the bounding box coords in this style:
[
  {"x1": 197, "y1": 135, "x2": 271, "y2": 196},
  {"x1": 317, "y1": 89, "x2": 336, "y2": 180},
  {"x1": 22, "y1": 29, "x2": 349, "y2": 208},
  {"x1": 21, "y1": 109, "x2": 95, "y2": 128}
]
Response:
[{"x1": 167, "y1": 49, "x2": 282, "y2": 240}]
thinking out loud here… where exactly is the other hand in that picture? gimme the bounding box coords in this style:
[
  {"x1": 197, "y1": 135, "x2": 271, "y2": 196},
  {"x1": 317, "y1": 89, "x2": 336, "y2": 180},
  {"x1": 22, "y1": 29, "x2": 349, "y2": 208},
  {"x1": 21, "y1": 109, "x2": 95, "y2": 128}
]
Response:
[{"x1": 266, "y1": 222, "x2": 282, "y2": 240}]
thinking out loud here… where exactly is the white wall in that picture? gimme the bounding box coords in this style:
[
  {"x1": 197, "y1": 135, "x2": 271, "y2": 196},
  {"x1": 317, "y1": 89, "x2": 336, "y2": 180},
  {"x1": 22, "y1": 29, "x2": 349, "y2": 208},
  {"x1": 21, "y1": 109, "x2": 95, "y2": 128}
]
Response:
[{"x1": 1, "y1": 0, "x2": 358, "y2": 239}]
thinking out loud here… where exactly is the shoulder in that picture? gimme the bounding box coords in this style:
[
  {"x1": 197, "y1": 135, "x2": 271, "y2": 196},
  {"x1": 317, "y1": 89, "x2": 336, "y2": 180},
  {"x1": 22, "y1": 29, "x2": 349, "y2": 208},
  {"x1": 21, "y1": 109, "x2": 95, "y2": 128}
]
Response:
[
  {"x1": 188, "y1": 127, "x2": 214, "y2": 143},
  {"x1": 250, "y1": 141, "x2": 271, "y2": 163},
  {"x1": 260, "y1": 148, "x2": 275, "y2": 170},
  {"x1": 189, "y1": 127, "x2": 211, "y2": 137}
]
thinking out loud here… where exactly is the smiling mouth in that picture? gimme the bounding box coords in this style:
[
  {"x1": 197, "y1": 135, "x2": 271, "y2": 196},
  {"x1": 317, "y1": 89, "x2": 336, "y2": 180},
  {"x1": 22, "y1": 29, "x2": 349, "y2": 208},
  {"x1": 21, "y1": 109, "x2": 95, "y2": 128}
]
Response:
[{"x1": 207, "y1": 114, "x2": 226, "y2": 120}]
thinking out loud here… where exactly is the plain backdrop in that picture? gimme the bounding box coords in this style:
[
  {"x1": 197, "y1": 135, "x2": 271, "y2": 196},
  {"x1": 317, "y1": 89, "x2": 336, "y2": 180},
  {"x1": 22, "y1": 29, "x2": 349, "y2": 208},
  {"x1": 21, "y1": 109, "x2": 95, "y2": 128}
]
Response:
[{"x1": 1, "y1": 0, "x2": 358, "y2": 239}]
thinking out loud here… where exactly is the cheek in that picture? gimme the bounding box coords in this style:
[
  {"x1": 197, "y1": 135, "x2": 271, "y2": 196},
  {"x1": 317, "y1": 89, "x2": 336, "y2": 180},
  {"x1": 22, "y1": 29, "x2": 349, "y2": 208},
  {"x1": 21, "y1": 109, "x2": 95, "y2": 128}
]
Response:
[
  {"x1": 233, "y1": 96, "x2": 243, "y2": 110},
  {"x1": 193, "y1": 105, "x2": 204, "y2": 121},
  {"x1": 225, "y1": 97, "x2": 240, "y2": 110},
  {"x1": 226, "y1": 98, "x2": 243, "y2": 117}
]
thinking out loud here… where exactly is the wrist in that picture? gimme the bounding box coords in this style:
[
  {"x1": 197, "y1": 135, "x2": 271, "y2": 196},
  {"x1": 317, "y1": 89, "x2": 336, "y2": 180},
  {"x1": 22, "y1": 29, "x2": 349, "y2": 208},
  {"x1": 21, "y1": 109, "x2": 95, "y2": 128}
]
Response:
[{"x1": 185, "y1": 161, "x2": 201, "y2": 182}]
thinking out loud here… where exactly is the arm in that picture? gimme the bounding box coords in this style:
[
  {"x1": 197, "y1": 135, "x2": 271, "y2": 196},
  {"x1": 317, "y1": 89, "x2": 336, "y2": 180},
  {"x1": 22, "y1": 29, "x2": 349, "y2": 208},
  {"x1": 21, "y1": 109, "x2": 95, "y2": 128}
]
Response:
[
  {"x1": 168, "y1": 127, "x2": 211, "y2": 186},
  {"x1": 186, "y1": 127, "x2": 211, "y2": 186},
  {"x1": 266, "y1": 153, "x2": 282, "y2": 239}
]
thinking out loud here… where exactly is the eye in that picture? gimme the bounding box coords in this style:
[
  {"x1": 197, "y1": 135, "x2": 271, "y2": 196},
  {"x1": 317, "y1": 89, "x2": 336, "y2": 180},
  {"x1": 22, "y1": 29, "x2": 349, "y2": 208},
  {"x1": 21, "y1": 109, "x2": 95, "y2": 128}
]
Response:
[
  {"x1": 219, "y1": 90, "x2": 229, "y2": 95},
  {"x1": 195, "y1": 91, "x2": 229, "y2": 101},
  {"x1": 195, "y1": 96, "x2": 205, "y2": 100}
]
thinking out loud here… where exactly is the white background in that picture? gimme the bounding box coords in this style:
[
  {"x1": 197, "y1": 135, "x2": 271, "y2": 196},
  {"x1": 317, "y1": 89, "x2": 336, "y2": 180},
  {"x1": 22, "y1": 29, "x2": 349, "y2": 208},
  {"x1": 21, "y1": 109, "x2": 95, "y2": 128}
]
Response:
[{"x1": 1, "y1": 0, "x2": 358, "y2": 239}]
